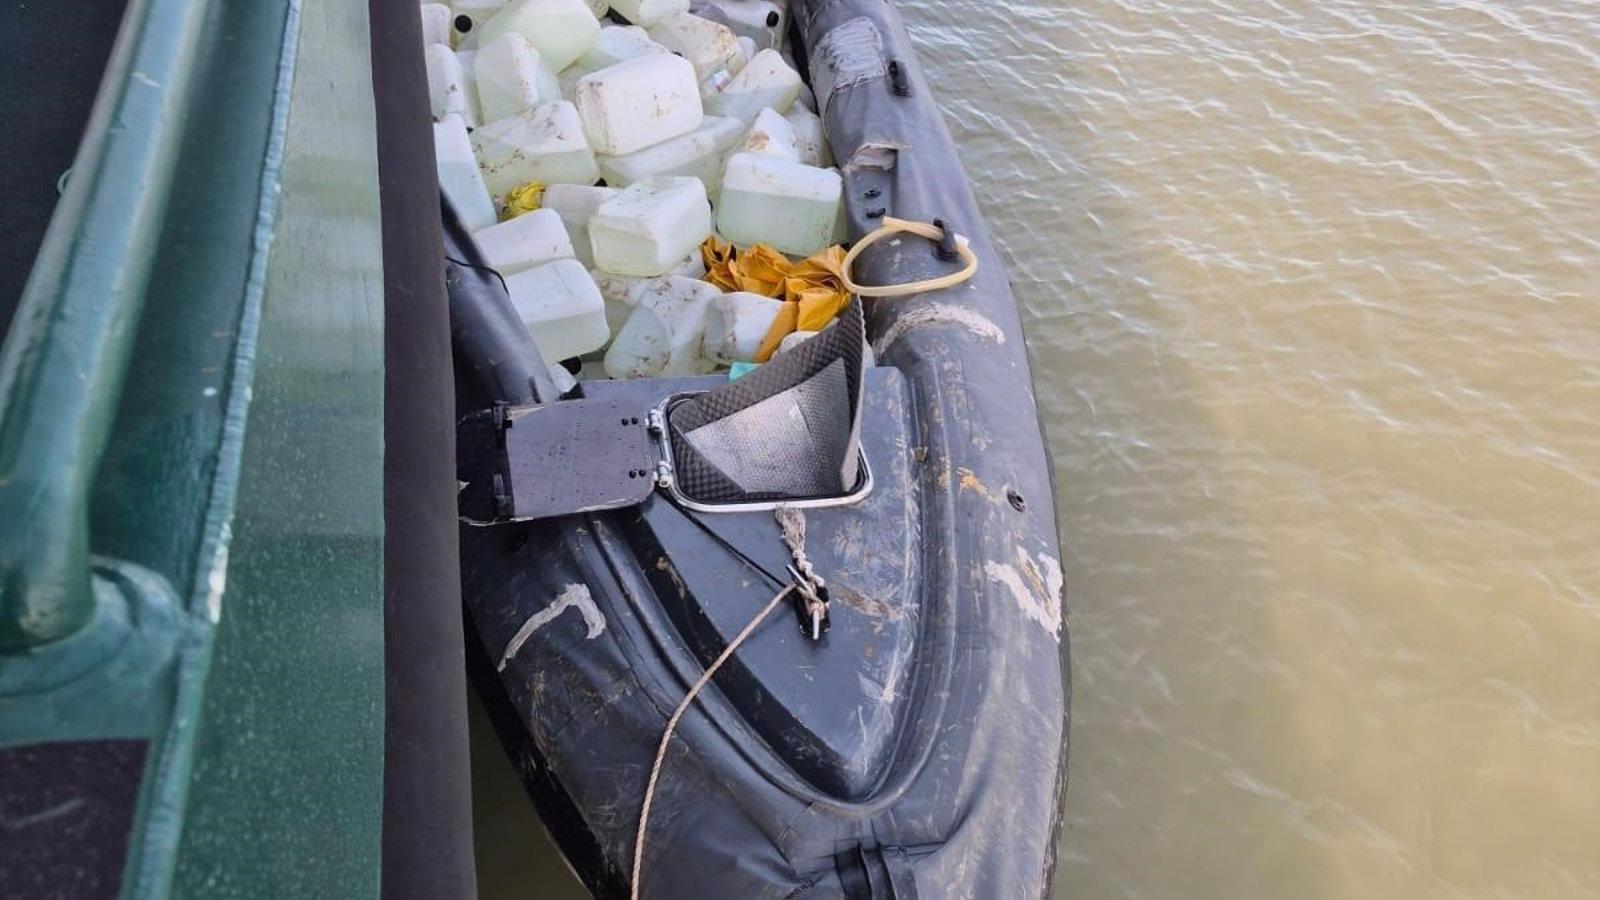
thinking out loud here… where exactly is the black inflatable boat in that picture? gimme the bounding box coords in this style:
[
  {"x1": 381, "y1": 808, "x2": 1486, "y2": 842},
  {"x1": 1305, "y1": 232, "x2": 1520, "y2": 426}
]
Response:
[{"x1": 452, "y1": 2, "x2": 1070, "y2": 897}]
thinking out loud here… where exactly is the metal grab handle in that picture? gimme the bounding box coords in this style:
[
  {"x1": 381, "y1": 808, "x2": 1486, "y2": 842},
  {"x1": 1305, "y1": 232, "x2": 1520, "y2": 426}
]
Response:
[{"x1": 0, "y1": 0, "x2": 212, "y2": 651}]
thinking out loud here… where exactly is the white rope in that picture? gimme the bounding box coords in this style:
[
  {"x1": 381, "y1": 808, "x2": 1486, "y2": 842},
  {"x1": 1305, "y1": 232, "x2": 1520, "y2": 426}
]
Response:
[
  {"x1": 776, "y1": 506, "x2": 828, "y2": 640},
  {"x1": 631, "y1": 507, "x2": 822, "y2": 899},
  {"x1": 776, "y1": 505, "x2": 824, "y2": 594},
  {"x1": 629, "y1": 583, "x2": 792, "y2": 900}
]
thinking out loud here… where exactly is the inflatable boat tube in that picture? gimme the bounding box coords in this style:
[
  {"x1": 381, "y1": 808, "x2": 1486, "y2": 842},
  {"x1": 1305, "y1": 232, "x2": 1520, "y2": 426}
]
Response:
[{"x1": 456, "y1": 1, "x2": 1071, "y2": 896}]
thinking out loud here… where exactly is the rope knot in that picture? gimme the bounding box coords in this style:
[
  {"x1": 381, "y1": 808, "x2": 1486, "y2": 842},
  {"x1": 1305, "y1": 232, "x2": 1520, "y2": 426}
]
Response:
[{"x1": 777, "y1": 506, "x2": 830, "y2": 640}]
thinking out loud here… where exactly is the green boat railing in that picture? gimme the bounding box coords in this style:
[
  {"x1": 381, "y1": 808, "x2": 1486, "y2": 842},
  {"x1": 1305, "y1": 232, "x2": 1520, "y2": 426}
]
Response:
[
  {"x1": 0, "y1": 0, "x2": 211, "y2": 652},
  {"x1": 1, "y1": 0, "x2": 388, "y2": 895}
]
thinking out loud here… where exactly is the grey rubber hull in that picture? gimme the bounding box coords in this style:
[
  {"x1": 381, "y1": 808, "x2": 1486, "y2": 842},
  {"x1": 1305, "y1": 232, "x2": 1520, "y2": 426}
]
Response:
[{"x1": 458, "y1": 2, "x2": 1071, "y2": 897}]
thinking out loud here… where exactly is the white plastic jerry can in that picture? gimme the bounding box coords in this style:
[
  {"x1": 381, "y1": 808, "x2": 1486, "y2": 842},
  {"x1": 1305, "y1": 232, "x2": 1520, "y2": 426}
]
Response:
[
  {"x1": 603, "y1": 276, "x2": 721, "y2": 378},
  {"x1": 504, "y1": 259, "x2": 610, "y2": 362},
  {"x1": 585, "y1": 0, "x2": 611, "y2": 17},
  {"x1": 575, "y1": 53, "x2": 704, "y2": 156},
  {"x1": 782, "y1": 104, "x2": 830, "y2": 167},
  {"x1": 578, "y1": 25, "x2": 667, "y2": 71},
  {"x1": 434, "y1": 115, "x2": 497, "y2": 232},
  {"x1": 794, "y1": 78, "x2": 817, "y2": 114},
  {"x1": 539, "y1": 183, "x2": 619, "y2": 267},
  {"x1": 477, "y1": 0, "x2": 601, "y2": 72},
  {"x1": 449, "y1": 0, "x2": 509, "y2": 38},
  {"x1": 473, "y1": 208, "x2": 576, "y2": 275},
  {"x1": 547, "y1": 359, "x2": 579, "y2": 395},
  {"x1": 425, "y1": 43, "x2": 477, "y2": 125},
  {"x1": 777, "y1": 329, "x2": 815, "y2": 354},
  {"x1": 699, "y1": 0, "x2": 786, "y2": 50},
  {"x1": 775, "y1": 327, "x2": 868, "y2": 364},
  {"x1": 648, "y1": 12, "x2": 742, "y2": 83},
  {"x1": 448, "y1": 12, "x2": 477, "y2": 50},
  {"x1": 532, "y1": 56, "x2": 564, "y2": 112},
  {"x1": 596, "y1": 115, "x2": 744, "y2": 194},
  {"x1": 609, "y1": 0, "x2": 690, "y2": 28},
  {"x1": 592, "y1": 254, "x2": 709, "y2": 333},
  {"x1": 588, "y1": 176, "x2": 713, "y2": 277},
  {"x1": 670, "y1": 249, "x2": 708, "y2": 279},
  {"x1": 702, "y1": 291, "x2": 785, "y2": 363},
  {"x1": 471, "y1": 100, "x2": 601, "y2": 198},
  {"x1": 474, "y1": 33, "x2": 549, "y2": 124},
  {"x1": 591, "y1": 271, "x2": 654, "y2": 335},
  {"x1": 420, "y1": 4, "x2": 452, "y2": 47},
  {"x1": 739, "y1": 107, "x2": 799, "y2": 159},
  {"x1": 560, "y1": 25, "x2": 669, "y2": 98},
  {"x1": 455, "y1": 49, "x2": 484, "y2": 122},
  {"x1": 706, "y1": 49, "x2": 799, "y2": 123},
  {"x1": 716, "y1": 153, "x2": 842, "y2": 256}
]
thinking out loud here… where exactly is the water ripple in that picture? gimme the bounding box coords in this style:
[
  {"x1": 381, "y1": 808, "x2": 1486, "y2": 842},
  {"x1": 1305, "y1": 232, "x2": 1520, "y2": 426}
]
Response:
[{"x1": 905, "y1": 1, "x2": 1600, "y2": 896}]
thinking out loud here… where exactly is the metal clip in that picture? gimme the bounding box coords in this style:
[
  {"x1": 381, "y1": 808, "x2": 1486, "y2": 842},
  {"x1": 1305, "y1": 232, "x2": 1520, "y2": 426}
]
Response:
[{"x1": 786, "y1": 564, "x2": 831, "y2": 641}]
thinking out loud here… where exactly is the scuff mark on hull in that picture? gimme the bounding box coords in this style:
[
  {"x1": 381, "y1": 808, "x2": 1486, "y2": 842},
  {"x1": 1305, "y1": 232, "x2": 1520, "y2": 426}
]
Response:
[{"x1": 498, "y1": 583, "x2": 606, "y2": 671}]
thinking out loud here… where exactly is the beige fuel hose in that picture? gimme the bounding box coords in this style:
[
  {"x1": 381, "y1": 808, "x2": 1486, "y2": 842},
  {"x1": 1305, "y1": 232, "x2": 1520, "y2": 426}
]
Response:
[{"x1": 838, "y1": 216, "x2": 980, "y2": 298}]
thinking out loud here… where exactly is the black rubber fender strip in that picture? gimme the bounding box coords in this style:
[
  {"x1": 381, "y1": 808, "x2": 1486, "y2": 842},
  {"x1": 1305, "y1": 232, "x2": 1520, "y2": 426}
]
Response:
[{"x1": 370, "y1": 1, "x2": 479, "y2": 897}]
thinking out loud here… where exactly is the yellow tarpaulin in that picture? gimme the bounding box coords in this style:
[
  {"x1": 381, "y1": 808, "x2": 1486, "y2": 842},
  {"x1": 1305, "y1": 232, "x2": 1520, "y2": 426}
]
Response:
[
  {"x1": 701, "y1": 237, "x2": 853, "y2": 361},
  {"x1": 501, "y1": 181, "x2": 545, "y2": 220}
]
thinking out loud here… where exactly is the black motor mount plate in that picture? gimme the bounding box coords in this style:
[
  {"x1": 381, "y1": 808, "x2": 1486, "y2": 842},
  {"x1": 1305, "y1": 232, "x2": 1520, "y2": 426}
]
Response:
[{"x1": 457, "y1": 397, "x2": 656, "y2": 524}]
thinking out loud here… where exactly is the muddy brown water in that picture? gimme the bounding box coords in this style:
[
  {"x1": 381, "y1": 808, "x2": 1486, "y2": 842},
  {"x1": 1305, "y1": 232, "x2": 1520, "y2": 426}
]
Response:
[{"x1": 474, "y1": 2, "x2": 1600, "y2": 896}]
